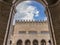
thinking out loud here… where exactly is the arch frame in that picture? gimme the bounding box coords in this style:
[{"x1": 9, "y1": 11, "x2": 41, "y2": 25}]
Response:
[
  {"x1": 3, "y1": 0, "x2": 56, "y2": 45},
  {"x1": 48, "y1": 0, "x2": 60, "y2": 7},
  {"x1": 13, "y1": 0, "x2": 48, "y2": 8}
]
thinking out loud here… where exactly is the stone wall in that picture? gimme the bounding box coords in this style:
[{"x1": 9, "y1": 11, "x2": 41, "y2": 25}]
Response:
[
  {"x1": 10, "y1": 21, "x2": 50, "y2": 45},
  {"x1": 48, "y1": 1, "x2": 60, "y2": 45},
  {"x1": 0, "y1": 1, "x2": 11, "y2": 45}
]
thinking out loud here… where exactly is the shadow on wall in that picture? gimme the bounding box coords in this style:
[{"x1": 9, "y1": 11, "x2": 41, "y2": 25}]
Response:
[
  {"x1": 46, "y1": 0, "x2": 58, "y2": 5},
  {"x1": 3, "y1": 0, "x2": 13, "y2": 3}
]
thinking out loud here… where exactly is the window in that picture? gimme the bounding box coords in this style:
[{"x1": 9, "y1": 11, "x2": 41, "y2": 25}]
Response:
[
  {"x1": 28, "y1": 31, "x2": 37, "y2": 34},
  {"x1": 40, "y1": 31, "x2": 49, "y2": 34},
  {"x1": 17, "y1": 40, "x2": 22, "y2": 45},
  {"x1": 33, "y1": 39, "x2": 38, "y2": 45},
  {"x1": 19, "y1": 31, "x2": 26, "y2": 34},
  {"x1": 25, "y1": 40, "x2": 31, "y2": 45},
  {"x1": 41, "y1": 39, "x2": 46, "y2": 45}
]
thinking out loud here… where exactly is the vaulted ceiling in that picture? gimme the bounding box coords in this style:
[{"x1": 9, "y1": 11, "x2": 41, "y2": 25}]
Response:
[
  {"x1": 3, "y1": 0, "x2": 58, "y2": 5},
  {"x1": 46, "y1": 0, "x2": 58, "y2": 5},
  {"x1": 3, "y1": 0, "x2": 13, "y2": 3}
]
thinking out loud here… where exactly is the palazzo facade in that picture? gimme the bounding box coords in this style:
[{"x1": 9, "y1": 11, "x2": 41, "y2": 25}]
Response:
[{"x1": 7, "y1": 20, "x2": 51, "y2": 45}]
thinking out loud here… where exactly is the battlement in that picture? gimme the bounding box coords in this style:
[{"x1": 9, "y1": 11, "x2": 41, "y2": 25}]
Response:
[{"x1": 15, "y1": 20, "x2": 48, "y2": 23}]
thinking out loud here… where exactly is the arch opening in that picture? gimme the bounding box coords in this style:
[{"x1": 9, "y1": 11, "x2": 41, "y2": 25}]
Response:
[
  {"x1": 25, "y1": 40, "x2": 31, "y2": 45},
  {"x1": 13, "y1": 0, "x2": 47, "y2": 24},
  {"x1": 33, "y1": 39, "x2": 38, "y2": 45},
  {"x1": 17, "y1": 40, "x2": 22, "y2": 45},
  {"x1": 41, "y1": 39, "x2": 46, "y2": 45}
]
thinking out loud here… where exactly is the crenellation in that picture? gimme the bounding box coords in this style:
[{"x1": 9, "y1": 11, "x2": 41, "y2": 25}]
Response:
[{"x1": 15, "y1": 20, "x2": 48, "y2": 24}]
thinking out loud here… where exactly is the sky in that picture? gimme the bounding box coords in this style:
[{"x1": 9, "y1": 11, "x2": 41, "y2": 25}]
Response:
[{"x1": 13, "y1": 0, "x2": 47, "y2": 25}]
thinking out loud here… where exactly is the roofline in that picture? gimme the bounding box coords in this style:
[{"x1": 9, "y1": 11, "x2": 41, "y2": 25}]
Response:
[{"x1": 15, "y1": 20, "x2": 48, "y2": 23}]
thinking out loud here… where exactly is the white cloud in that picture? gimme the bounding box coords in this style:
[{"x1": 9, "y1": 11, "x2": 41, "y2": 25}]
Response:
[
  {"x1": 35, "y1": 11, "x2": 39, "y2": 17},
  {"x1": 22, "y1": 6, "x2": 38, "y2": 20},
  {"x1": 15, "y1": 1, "x2": 39, "y2": 21},
  {"x1": 13, "y1": 1, "x2": 39, "y2": 25},
  {"x1": 44, "y1": 17, "x2": 47, "y2": 21}
]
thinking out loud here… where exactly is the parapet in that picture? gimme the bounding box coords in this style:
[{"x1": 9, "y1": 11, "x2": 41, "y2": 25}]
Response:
[{"x1": 15, "y1": 20, "x2": 48, "y2": 24}]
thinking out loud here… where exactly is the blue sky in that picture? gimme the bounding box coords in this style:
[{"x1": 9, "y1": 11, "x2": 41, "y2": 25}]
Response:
[
  {"x1": 13, "y1": 0, "x2": 47, "y2": 25},
  {"x1": 29, "y1": 1, "x2": 47, "y2": 21}
]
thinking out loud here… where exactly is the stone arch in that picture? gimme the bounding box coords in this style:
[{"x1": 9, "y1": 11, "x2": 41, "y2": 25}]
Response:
[
  {"x1": 17, "y1": 39, "x2": 22, "y2": 45},
  {"x1": 25, "y1": 39, "x2": 31, "y2": 45},
  {"x1": 2, "y1": 0, "x2": 55, "y2": 45},
  {"x1": 14, "y1": 0, "x2": 48, "y2": 7},
  {"x1": 46, "y1": 0, "x2": 59, "y2": 6},
  {"x1": 33, "y1": 39, "x2": 38, "y2": 45},
  {"x1": 41, "y1": 39, "x2": 46, "y2": 45}
]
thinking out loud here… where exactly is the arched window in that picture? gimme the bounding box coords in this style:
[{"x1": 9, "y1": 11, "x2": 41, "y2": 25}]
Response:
[
  {"x1": 41, "y1": 39, "x2": 46, "y2": 45},
  {"x1": 48, "y1": 40, "x2": 51, "y2": 45},
  {"x1": 33, "y1": 39, "x2": 38, "y2": 45},
  {"x1": 17, "y1": 40, "x2": 22, "y2": 45},
  {"x1": 25, "y1": 40, "x2": 31, "y2": 45}
]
